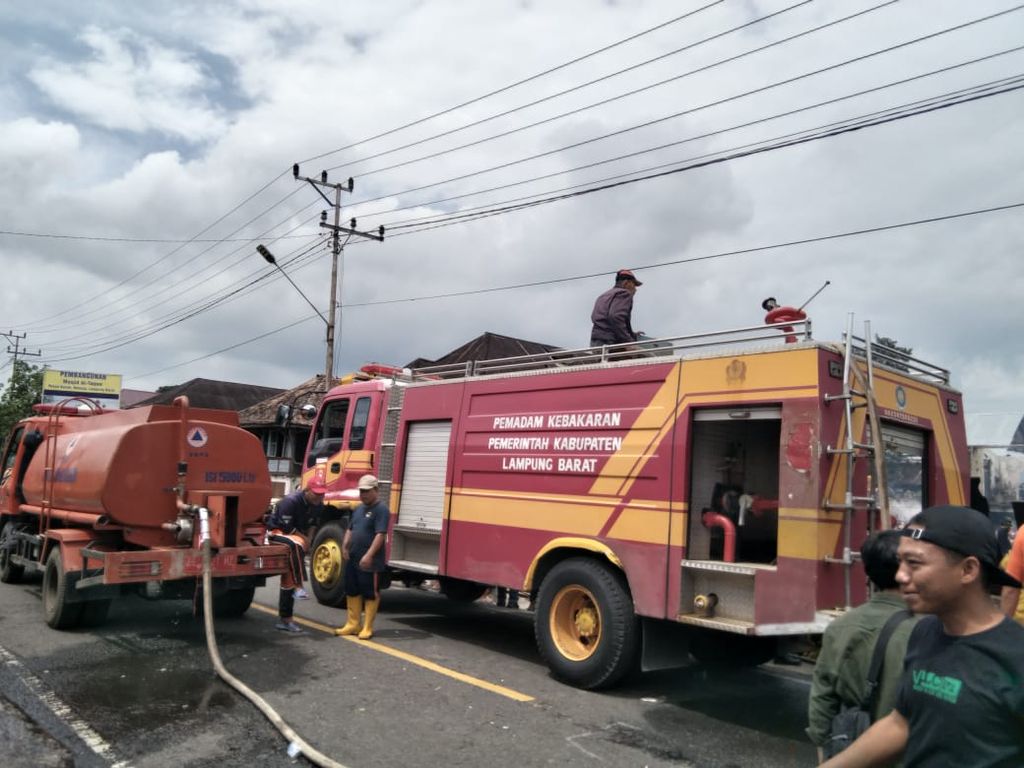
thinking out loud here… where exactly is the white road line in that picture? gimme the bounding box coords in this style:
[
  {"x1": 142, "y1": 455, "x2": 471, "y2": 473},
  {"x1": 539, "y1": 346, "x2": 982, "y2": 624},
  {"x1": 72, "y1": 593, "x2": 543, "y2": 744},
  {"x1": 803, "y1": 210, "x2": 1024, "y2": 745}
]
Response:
[{"x1": 0, "y1": 643, "x2": 132, "y2": 767}]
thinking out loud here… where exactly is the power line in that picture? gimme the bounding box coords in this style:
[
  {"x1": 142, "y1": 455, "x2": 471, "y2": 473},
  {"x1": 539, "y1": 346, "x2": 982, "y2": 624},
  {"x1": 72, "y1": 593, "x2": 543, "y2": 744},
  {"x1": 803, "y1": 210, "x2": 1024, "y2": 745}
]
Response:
[
  {"x1": 343, "y1": 202, "x2": 1024, "y2": 306},
  {"x1": 16, "y1": 175, "x2": 297, "y2": 328},
  {"x1": 124, "y1": 199, "x2": 1024, "y2": 382},
  {"x1": 0, "y1": 0, "x2": 871, "y2": 283},
  {"x1": 44, "y1": 237, "x2": 330, "y2": 362},
  {"x1": 24, "y1": 11, "x2": 1024, "y2": 360},
  {"x1": 17, "y1": 185, "x2": 308, "y2": 334},
  {"x1": 374, "y1": 54, "x2": 1024, "y2": 231},
  {"x1": 0, "y1": 229, "x2": 315, "y2": 244},
  {"x1": 11, "y1": 4, "x2": 731, "y2": 333},
  {"x1": 26, "y1": 200, "x2": 322, "y2": 337},
  {"x1": 339, "y1": 4, "x2": 1024, "y2": 212},
  {"x1": 321, "y1": 0, "x2": 824, "y2": 175},
  {"x1": 328, "y1": 0, "x2": 888, "y2": 179},
  {"x1": 379, "y1": 79, "x2": 1024, "y2": 239},
  {"x1": 297, "y1": 1, "x2": 727, "y2": 166},
  {"x1": 8, "y1": 3, "x2": 976, "y2": 339},
  {"x1": 131, "y1": 315, "x2": 317, "y2": 382},
  {"x1": 39, "y1": 69, "x2": 1024, "y2": 360},
  {"x1": 42, "y1": 234, "x2": 328, "y2": 356}
]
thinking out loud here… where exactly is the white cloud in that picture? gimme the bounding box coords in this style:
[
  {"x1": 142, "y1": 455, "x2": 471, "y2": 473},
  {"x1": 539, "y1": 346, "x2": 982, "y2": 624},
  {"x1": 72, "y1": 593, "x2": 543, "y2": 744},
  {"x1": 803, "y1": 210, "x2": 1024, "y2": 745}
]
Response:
[
  {"x1": 0, "y1": 0, "x2": 1021, "y2": 433},
  {"x1": 28, "y1": 26, "x2": 227, "y2": 141}
]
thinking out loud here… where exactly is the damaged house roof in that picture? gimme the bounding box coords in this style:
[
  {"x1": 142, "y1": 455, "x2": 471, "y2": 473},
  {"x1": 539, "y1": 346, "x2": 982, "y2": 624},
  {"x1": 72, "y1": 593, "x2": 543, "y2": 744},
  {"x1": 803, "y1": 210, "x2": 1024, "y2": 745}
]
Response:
[{"x1": 131, "y1": 378, "x2": 285, "y2": 412}]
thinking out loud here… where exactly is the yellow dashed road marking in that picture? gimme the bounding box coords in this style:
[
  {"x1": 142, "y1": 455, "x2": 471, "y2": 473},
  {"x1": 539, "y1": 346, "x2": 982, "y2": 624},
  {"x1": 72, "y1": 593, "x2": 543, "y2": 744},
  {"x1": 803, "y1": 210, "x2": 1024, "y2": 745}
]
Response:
[{"x1": 252, "y1": 602, "x2": 535, "y2": 702}]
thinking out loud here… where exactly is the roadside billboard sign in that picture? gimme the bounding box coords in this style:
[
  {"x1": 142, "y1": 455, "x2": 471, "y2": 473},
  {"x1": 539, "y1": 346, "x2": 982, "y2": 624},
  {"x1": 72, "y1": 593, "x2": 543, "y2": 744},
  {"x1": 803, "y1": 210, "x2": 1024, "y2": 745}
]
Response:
[{"x1": 41, "y1": 370, "x2": 122, "y2": 410}]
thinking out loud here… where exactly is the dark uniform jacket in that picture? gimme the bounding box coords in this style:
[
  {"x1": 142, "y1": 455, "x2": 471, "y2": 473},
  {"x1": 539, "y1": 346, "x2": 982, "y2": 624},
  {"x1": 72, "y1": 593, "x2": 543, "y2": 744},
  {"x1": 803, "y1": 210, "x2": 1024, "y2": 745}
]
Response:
[
  {"x1": 590, "y1": 286, "x2": 637, "y2": 345},
  {"x1": 807, "y1": 592, "x2": 918, "y2": 746}
]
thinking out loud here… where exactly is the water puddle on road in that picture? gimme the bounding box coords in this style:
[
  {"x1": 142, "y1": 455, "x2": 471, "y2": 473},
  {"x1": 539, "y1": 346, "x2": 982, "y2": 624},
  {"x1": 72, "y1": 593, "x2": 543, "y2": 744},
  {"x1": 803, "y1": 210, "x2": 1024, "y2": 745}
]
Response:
[{"x1": 60, "y1": 650, "x2": 238, "y2": 733}]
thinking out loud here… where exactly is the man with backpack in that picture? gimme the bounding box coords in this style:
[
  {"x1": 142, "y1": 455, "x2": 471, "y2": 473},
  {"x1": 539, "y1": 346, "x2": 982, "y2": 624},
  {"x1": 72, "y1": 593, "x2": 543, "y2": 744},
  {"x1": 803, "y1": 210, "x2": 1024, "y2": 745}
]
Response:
[{"x1": 808, "y1": 530, "x2": 916, "y2": 761}]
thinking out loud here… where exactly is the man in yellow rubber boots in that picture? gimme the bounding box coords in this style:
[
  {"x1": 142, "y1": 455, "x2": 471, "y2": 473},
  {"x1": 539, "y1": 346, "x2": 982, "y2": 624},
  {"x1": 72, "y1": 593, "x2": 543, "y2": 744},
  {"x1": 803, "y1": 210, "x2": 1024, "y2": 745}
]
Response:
[{"x1": 336, "y1": 475, "x2": 390, "y2": 639}]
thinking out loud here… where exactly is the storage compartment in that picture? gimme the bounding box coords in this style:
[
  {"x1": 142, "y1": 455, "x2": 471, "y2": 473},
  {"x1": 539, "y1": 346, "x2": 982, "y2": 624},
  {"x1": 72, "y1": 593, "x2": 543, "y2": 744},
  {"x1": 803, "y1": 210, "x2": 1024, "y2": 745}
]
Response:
[{"x1": 687, "y1": 408, "x2": 781, "y2": 564}]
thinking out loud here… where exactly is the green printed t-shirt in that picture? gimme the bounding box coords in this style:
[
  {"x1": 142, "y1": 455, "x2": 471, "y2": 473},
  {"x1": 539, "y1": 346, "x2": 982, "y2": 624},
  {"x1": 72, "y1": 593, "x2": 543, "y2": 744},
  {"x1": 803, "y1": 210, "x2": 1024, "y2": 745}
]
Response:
[{"x1": 895, "y1": 615, "x2": 1024, "y2": 767}]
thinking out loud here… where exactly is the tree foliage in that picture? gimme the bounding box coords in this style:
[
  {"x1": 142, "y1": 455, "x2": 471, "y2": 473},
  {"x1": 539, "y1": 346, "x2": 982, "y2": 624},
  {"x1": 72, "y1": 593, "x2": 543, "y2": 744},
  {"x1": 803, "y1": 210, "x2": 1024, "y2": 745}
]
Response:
[
  {"x1": 874, "y1": 335, "x2": 912, "y2": 372},
  {"x1": 0, "y1": 361, "x2": 44, "y2": 439}
]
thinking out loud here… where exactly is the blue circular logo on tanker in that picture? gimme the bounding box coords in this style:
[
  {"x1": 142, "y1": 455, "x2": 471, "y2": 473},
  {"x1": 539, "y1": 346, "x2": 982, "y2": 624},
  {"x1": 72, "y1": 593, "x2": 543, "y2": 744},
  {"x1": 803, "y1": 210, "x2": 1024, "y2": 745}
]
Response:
[
  {"x1": 895, "y1": 386, "x2": 907, "y2": 410},
  {"x1": 187, "y1": 426, "x2": 209, "y2": 448}
]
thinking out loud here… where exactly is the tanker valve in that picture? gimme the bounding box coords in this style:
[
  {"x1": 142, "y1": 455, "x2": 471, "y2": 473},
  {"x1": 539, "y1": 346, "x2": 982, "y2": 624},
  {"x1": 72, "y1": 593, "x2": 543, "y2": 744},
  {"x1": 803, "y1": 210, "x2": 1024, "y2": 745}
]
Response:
[
  {"x1": 693, "y1": 593, "x2": 719, "y2": 618},
  {"x1": 162, "y1": 517, "x2": 195, "y2": 545}
]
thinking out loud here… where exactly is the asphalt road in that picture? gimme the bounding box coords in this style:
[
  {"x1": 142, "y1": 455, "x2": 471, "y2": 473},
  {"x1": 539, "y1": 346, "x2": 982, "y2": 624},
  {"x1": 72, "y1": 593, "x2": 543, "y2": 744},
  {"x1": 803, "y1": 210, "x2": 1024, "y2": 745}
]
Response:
[{"x1": 0, "y1": 575, "x2": 817, "y2": 767}]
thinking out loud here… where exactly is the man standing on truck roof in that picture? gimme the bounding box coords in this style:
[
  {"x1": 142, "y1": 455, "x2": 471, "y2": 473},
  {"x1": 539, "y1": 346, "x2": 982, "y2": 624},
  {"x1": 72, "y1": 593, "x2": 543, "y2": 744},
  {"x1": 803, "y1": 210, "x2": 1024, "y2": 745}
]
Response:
[
  {"x1": 821, "y1": 505, "x2": 1024, "y2": 767},
  {"x1": 336, "y1": 474, "x2": 390, "y2": 640},
  {"x1": 590, "y1": 269, "x2": 642, "y2": 349},
  {"x1": 268, "y1": 478, "x2": 325, "y2": 633}
]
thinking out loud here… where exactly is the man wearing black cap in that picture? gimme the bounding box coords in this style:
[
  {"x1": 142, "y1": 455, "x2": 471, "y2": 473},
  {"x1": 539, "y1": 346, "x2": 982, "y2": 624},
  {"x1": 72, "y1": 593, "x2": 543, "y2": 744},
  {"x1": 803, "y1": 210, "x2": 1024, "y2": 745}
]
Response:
[
  {"x1": 821, "y1": 505, "x2": 1024, "y2": 767},
  {"x1": 590, "y1": 269, "x2": 642, "y2": 349}
]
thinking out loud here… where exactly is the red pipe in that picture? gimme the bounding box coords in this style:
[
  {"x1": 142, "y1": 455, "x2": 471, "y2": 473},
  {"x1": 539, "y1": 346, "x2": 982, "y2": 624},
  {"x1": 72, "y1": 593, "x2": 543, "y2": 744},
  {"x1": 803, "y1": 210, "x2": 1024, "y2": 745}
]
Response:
[
  {"x1": 21, "y1": 505, "x2": 103, "y2": 528},
  {"x1": 702, "y1": 511, "x2": 736, "y2": 563}
]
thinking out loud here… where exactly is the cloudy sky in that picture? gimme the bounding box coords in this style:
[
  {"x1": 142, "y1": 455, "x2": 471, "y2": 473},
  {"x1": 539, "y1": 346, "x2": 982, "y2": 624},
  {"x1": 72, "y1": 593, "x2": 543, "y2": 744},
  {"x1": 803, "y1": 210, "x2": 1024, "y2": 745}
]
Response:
[{"x1": 1, "y1": 0, "x2": 1022, "y2": 439}]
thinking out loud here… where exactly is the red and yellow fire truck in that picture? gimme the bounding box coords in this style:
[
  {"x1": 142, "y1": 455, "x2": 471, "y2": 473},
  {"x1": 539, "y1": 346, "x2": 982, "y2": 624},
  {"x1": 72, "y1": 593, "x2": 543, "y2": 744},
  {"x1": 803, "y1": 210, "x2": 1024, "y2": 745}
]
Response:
[
  {"x1": 303, "y1": 317, "x2": 967, "y2": 688},
  {"x1": 0, "y1": 397, "x2": 290, "y2": 629}
]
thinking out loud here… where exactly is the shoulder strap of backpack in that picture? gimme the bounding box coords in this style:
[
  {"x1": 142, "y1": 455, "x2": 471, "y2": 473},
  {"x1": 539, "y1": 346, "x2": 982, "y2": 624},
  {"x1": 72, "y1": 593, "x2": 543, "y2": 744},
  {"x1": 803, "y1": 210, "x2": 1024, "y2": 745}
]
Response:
[{"x1": 863, "y1": 608, "x2": 912, "y2": 709}]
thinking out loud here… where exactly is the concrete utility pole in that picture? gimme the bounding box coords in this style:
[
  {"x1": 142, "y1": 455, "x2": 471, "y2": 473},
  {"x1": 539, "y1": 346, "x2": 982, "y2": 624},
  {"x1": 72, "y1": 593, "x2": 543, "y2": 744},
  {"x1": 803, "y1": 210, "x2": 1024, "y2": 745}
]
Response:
[
  {"x1": 292, "y1": 165, "x2": 384, "y2": 390},
  {"x1": 2, "y1": 331, "x2": 41, "y2": 385}
]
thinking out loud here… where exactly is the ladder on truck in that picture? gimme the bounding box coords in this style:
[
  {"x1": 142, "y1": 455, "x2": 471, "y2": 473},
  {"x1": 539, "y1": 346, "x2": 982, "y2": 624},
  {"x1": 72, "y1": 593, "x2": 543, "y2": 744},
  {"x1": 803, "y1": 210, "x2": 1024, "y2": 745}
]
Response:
[
  {"x1": 374, "y1": 384, "x2": 405, "y2": 514},
  {"x1": 39, "y1": 398, "x2": 105, "y2": 541},
  {"x1": 823, "y1": 314, "x2": 890, "y2": 608}
]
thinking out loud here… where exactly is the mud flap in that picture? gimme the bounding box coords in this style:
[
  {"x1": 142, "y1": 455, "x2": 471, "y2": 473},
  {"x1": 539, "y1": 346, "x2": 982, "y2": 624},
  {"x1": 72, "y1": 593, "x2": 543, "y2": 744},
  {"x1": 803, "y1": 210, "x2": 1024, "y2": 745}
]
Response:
[{"x1": 640, "y1": 617, "x2": 692, "y2": 672}]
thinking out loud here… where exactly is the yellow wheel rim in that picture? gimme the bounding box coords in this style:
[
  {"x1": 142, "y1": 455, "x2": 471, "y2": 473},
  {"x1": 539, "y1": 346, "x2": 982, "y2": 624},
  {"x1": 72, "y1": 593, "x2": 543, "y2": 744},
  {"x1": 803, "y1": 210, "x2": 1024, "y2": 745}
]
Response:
[
  {"x1": 313, "y1": 539, "x2": 342, "y2": 588},
  {"x1": 549, "y1": 584, "x2": 602, "y2": 661}
]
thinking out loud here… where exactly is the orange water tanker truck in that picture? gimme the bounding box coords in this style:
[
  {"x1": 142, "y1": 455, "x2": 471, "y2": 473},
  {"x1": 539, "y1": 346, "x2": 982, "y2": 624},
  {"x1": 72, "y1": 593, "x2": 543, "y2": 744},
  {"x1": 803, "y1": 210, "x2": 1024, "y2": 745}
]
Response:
[{"x1": 0, "y1": 397, "x2": 291, "y2": 629}]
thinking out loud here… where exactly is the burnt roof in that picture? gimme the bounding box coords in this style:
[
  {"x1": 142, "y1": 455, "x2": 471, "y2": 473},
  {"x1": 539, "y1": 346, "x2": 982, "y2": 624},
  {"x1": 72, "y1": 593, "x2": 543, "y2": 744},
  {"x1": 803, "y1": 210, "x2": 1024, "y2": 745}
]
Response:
[
  {"x1": 239, "y1": 375, "x2": 328, "y2": 428},
  {"x1": 131, "y1": 378, "x2": 285, "y2": 412},
  {"x1": 406, "y1": 331, "x2": 560, "y2": 368},
  {"x1": 240, "y1": 333, "x2": 560, "y2": 428}
]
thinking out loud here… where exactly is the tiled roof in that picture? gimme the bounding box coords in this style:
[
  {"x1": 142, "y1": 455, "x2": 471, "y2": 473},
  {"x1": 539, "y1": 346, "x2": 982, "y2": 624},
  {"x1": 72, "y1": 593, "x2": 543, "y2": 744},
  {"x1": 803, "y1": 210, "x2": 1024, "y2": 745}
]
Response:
[{"x1": 239, "y1": 375, "x2": 328, "y2": 428}]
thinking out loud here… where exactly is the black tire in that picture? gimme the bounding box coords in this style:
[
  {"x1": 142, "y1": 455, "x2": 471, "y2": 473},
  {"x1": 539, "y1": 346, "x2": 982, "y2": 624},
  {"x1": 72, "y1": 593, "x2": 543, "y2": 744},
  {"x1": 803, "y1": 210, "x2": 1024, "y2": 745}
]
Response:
[
  {"x1": 439, "y1": 577, "x2": 488, "y2": 603},
  {"x1": 688, "y1": 629, "x2": 776, "y2": 667},
  {"x1": 79, "y1": 599, "x2": 112, "y2": 628},
  {"x1": 310, "y1": 522, "x2": 348, "y2": 607},
  {"x1": 214, "y1": 585, "x2": 255, "y2": 618},
  {"x1": 42, "y1": 547, "x2": 82, "y2": 630},
  {"x1": 534, "y1": 557, "x2": 638, "y2": 690},
  {"x1": 0, "y1": 521, "x2": 25, "y2": 584}
]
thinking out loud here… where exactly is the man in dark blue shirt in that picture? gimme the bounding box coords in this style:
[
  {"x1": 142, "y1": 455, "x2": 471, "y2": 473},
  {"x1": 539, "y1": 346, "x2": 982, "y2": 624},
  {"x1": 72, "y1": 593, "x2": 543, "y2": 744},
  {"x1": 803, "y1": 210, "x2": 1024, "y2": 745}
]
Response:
[
  {"x1": 268, "y1": 478, "x2": 325, "y2": 633},
  {"x1": 336, "y1": 474, "x2": 390, "y2": 640},
  {"x1": 590, "y1": 269, "x2": 642, "y2": 349}
]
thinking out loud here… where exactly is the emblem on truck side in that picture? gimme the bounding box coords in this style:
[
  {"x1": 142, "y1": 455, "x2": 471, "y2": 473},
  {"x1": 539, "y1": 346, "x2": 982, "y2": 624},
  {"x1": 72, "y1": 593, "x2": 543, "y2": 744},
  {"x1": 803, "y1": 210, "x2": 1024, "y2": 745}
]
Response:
[{"x1": 187, "y1": 426, "x2": 209, "y2": 448}]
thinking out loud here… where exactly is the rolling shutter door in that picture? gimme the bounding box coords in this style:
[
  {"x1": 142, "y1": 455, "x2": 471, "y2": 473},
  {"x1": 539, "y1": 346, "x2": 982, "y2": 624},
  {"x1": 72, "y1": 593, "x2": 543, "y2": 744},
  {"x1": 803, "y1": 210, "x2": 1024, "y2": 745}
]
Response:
[
  {"x1": 881, "y1": 424, "x2": 926, "y2": 455},
  {"x1": 397, "y1": 420, "x2": 452, "y2": 531},
  {"x1": 880, "y1": 424, "x2": 927, "y2": 526}
]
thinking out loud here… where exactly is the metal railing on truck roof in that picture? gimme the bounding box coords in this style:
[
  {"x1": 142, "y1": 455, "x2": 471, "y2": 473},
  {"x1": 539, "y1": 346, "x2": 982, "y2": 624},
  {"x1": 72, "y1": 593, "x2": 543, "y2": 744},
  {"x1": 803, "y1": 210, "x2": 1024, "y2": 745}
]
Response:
[
  {"x1": 845, "y1": 333, "x2": 950, "y2": 385},
  {"x1": 409, "y1": 320, "x2": 953, "y2": 385},
  {"x1": 410, "y1": 319, "x2": 814, "y2": 380}
]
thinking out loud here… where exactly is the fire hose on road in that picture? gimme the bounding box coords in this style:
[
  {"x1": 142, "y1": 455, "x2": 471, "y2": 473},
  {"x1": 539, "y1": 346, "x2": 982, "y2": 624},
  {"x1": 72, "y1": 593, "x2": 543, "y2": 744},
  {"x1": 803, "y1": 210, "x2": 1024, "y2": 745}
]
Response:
[{"x1": 197, "y1": 507, "x2": 348, "y2": 768}]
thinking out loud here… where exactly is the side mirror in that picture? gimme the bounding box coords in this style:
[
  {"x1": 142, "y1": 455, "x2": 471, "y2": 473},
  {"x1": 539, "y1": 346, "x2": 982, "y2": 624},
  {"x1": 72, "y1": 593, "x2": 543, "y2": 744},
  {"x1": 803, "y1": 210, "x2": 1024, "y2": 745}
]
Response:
[
  {"x1": 299, "y1": 404, "x2": 317, "y2": 419},
  {"x1": 275, "y1": 404, "x2": 292, "y2": 426}
]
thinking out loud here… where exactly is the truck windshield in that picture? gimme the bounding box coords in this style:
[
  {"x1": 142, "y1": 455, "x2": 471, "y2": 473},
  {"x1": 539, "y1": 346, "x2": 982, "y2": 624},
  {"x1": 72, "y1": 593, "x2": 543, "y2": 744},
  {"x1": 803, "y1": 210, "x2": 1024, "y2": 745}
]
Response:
[{"x1": 307, "y1": 399, "x2": 349, "y2": 467}]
